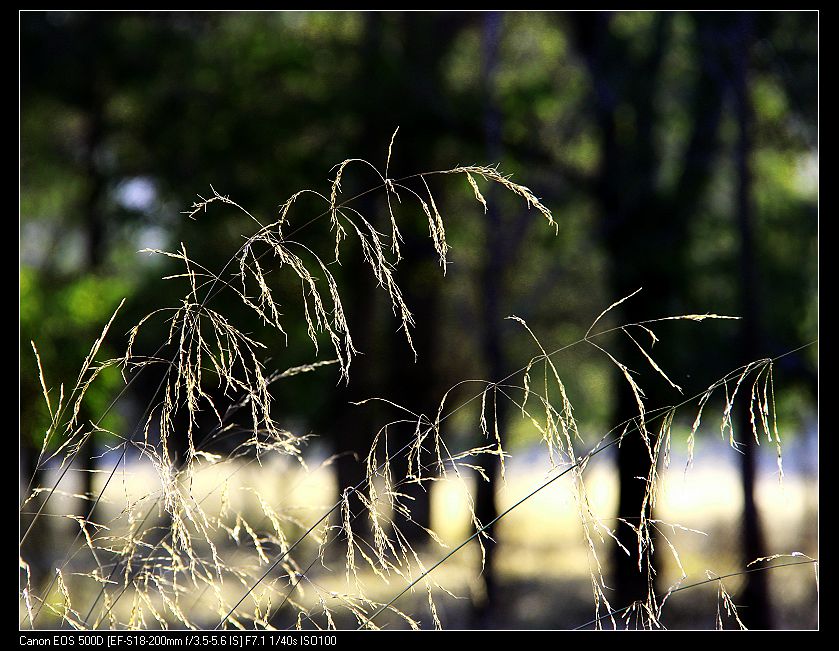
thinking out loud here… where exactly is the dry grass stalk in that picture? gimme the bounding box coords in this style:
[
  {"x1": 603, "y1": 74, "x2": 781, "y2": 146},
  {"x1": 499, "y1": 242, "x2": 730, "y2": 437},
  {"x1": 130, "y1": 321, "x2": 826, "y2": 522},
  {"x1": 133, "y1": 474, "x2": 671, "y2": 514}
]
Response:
[{"x1": 20, "y1": 137, "x2": 810, "y2": 631}]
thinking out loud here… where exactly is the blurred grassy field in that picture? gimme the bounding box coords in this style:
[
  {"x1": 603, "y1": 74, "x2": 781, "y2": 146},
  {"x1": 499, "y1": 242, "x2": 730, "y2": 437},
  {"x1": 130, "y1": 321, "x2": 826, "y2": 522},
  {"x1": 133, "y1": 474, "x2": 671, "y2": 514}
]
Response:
[{"x1": 24, "y1": 427, "x2": 817, "y2": 630}]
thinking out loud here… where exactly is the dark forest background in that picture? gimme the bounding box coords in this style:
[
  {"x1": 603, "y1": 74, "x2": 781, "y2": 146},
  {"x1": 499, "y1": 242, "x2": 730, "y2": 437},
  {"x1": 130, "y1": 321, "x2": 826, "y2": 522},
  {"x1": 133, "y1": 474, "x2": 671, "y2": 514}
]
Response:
[{"x1": 20, "y1": 11, "x2": 817, "y2": 629}]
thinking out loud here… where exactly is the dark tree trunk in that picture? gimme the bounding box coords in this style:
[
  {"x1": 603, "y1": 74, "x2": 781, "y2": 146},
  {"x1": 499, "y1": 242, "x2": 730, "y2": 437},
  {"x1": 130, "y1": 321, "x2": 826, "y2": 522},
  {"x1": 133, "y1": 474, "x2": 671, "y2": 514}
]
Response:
[
  {"x1": 377, "y1": 13, "x2": 453, "y2": 544},
  {"x1": 83, "y1": 112, "x2": 107, "y2": 271},
  {"x1": 731, "y1": 13, "x2": 773, "y2": 630},
  {"x1": 331, "y1": 201, "x2": 384, "y2": 543},
  {"x1": 471, "y1": 10, "x2": 506, "y2": 628},
  {"x1": 358, "y1": 12, "x2": 471, "y2": 544},
  {"x1": 384, "y1": 252, "x2": 439, "y2": 543},
  {"x1": 568, "y1": 13, "x2": 731, "y2": 616},
  {"x1": 76, "y1": 106, "x2": 108, "y2": 519},
  {"x1": 324, "y1": 12, "x2": 388, "y2": 544},
  {"x1": 569, "y1": 12, "x2": 667, "y2": 612}
]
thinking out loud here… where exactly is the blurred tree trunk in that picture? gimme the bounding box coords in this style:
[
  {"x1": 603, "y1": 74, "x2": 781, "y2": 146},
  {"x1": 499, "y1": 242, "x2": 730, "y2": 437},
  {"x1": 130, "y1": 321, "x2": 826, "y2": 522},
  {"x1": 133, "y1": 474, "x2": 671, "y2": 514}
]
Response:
[
  {"x1": 383, "y1": 242, "x2": 439, "y2": 543},
  {"x1": 77, "y1": 103, "x2": 107, "y2": 518},
  {"x1": 472, "y1": 10, "x2": 506, "y2": 628},
  {"x1": 327, "y1": 14, "x2": 387, "y2": 543},
  {"x1": 380, "y1": 13, "x2": 450, "y2": 545},
  {"x1": 351, "y1": 12, "x2": 470, "y2": 546},
  {"x1": 731, "y1": 13, "x2": 773, "y2": 630},
  {"x1": 569, "y1": 12, "x2": 730, "y2": 614},
  {"x1": 569, "y1": 11, "x2": 669, "y2": 612},
  {"x1": 330, "y1": 253, "x2": 383, "y2": 542}
]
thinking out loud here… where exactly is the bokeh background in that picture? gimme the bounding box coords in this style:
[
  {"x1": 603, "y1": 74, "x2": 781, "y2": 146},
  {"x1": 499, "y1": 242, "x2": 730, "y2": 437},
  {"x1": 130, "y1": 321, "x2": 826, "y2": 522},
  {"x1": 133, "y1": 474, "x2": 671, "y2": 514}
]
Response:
[{"x1": 20, "y1": 11, "x2": 817, "y2": 630}]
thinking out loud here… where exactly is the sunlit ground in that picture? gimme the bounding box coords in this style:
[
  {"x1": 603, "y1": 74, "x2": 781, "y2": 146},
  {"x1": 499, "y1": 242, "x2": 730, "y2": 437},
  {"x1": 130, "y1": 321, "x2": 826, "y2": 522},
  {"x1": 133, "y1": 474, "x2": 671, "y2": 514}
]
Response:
[{"x1": 21, "y1": 428, "x2": 817, "y2": 630}]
